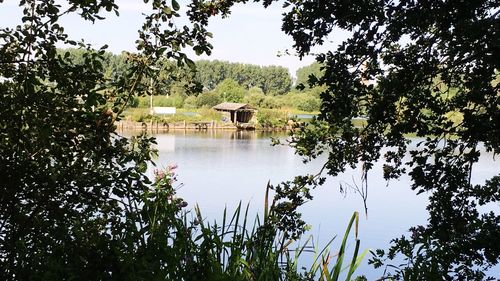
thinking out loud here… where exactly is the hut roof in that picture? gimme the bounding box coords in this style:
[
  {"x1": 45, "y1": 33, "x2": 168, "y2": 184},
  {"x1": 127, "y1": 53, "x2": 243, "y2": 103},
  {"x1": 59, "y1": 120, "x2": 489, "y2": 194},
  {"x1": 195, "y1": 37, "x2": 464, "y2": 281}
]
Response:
[{"x1": 212, "y1": 102, "x2": 254, "y2": 111}]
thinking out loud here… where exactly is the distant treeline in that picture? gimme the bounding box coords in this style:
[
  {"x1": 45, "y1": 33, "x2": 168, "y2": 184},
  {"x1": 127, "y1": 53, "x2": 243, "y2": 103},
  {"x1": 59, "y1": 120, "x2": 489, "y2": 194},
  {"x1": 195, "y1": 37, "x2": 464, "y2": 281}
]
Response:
[
  {"x1": 195, "y1": 60, "x2": 291, "y2": 94},
  {"x1": 58, "y1": 48, "x2": 324, "y2": 112}
]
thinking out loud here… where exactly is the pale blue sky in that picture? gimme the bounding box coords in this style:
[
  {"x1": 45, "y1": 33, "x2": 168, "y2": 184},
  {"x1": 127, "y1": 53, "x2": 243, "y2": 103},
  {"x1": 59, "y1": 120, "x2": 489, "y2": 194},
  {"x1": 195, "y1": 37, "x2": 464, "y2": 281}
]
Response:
[{"x1": 0, "y1": 0, "x2": 349, "y2": 76}]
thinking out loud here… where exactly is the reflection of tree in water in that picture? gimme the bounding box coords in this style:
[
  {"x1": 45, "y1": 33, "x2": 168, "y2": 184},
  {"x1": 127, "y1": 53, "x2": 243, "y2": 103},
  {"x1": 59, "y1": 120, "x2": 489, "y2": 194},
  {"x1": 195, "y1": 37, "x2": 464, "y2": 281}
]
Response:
[{"x1": 230, "y1": 130, "x2": 255, "y2": 140}]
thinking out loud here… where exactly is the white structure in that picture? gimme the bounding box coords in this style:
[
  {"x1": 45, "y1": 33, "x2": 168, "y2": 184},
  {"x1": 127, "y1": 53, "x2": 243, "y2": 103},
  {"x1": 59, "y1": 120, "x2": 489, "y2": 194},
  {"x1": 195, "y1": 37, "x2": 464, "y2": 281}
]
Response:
[{"x1": 151, "y1": 107, "x2": 176, "y2": 115}]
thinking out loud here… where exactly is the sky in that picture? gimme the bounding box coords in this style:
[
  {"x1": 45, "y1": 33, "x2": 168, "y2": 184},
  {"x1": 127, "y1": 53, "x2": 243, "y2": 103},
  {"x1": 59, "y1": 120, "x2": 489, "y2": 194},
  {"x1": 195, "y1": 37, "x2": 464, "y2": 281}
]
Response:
[{"x1": 0, "y1": 0, "x2": 350, "y2": 76}]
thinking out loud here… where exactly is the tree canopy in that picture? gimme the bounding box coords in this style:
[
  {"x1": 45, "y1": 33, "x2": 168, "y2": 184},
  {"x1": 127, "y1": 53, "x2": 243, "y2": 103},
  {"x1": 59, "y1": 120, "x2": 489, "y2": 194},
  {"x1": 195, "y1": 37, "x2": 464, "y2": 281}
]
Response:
[
  {"x1": 0, "y1": 2, "x2": 365, "y2": 280},
  {"x1": 195, "y1": 59, "x2": 292, "y2": 94},
  {"x1": 287, "y1": 1, "x2": 499, "y2": 279},
  {"x1": 0, "y1": 0, "x2": 214, "y2": 278},
  {"x1": 295, "y1": 61, "x2": 323, "y2": 90},
  {"x1": 190, "y1": 0, "x2": 500, "y2": 279},
  {"x1": 59, "y1": 50, "x2": 294, "y2": 97},
  {"x1": 2, "y1": 0, "x2": 498, "y2": 280},
  {"x1": 214, "y1": 78, "x2": 246, "y2": 102}
]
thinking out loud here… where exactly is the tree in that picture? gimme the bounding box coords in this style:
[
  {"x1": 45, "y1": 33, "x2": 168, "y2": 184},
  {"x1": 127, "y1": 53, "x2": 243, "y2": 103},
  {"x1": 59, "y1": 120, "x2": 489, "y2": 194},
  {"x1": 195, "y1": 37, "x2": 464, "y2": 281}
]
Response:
[
  {"x1": 60, "y1": 49, "x2": 202, "y2": 97},
  {"x1": 196, "y1": 91, "x2": 222, "y2": 107},
  {"x1": 154, "y1": 60, "x2": 201, "y2": 96},
  {"x1": 243, "y1": 86, "x2": 266, "y2": 106},
  {"x1": 195, "y1": 59, "x2": 226, "y2": 90},
  {"x1": 261, "y1": 65, "x2": 293, "y2": 95},
  {"x1": 194, "y1": 60, "x2": 292, "y2": 94},
  {"x1": 1, "y1": 0, "x2": 373, "y2": 280},
  {"x1": 0, "y1": 0, "x2": 214, "y2": 278},
  {"x1": 285, "y1": 1, "x2": 499, "y2": 280},
  {"x1": 190, "y1": 0, "x2": 499, "y2": 279},
  {"x1": 295, "y1": 61, "x2": 323, "y2": 90},
  {"x1": 214, "y1": 78, "x2": 245, "y2": 103}
]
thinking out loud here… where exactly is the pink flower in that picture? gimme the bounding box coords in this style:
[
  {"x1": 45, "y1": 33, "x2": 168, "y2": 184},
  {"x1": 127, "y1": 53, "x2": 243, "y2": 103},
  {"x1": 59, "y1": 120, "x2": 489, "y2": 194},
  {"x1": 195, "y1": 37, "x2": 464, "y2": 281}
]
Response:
[{"x1": 154, "y1": 169, "x2": 166, "y2": 181}]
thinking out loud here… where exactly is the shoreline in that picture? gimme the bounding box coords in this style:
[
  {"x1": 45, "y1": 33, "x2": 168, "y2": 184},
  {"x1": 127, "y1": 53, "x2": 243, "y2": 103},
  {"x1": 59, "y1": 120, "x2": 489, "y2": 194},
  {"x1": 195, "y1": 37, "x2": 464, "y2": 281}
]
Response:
[{"x1": 116, "y1": 120, "x2": 292, "y2": 132}]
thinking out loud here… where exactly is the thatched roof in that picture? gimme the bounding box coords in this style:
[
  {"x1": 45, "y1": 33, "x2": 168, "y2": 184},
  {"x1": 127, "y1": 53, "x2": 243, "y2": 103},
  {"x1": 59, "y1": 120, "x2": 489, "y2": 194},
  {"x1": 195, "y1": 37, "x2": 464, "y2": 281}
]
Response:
[{"x1": 212, "y1": 102, "x2": 255, "y2": 111}]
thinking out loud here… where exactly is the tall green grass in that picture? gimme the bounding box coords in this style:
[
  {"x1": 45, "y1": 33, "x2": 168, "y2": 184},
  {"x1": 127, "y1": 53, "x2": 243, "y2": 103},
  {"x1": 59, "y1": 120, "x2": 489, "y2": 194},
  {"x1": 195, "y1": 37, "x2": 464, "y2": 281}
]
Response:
[
  {"x1": 186, "y1": 184, "x2": 367, "y2": 280},
  {"x1": 131, "y1": 166, "x2": 367, "y2": 280}
]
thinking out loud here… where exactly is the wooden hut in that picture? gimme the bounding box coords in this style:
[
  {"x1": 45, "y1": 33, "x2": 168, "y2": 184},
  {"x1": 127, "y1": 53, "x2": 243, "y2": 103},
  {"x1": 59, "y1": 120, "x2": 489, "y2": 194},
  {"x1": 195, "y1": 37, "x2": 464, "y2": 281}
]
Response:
[{"x1": 212, "y1": 102, "x2": 255, "y2": 123}]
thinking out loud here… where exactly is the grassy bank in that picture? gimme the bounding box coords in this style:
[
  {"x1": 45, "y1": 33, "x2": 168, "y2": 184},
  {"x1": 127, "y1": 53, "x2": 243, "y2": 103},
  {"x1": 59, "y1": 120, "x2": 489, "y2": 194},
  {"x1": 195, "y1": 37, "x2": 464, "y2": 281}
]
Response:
[
  {"x1": 123, "y1": 108, "x2": 224, "y2": 123},
  {"x1": 122, "y1": 106, "x2": 320, "y2": 130}
]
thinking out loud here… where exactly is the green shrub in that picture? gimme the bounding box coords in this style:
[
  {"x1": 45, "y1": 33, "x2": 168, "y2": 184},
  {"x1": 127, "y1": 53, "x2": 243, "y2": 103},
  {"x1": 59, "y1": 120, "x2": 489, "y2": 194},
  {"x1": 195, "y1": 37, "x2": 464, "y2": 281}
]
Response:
[
  {"x1": 196, "y1": 91, "x2": 222, "y2": 108},
  {"x1": 137, "y1": 96, "x2": 151, "y2": 108},
  {"x1": 306, "y1": 85, "x2": 326, "y2": 97},
  {"x1": 154, "y1": 94, "x2": 185, "y2": 108},
  {"x1": 244, "y1": 88, "x2": 284, "y2": 109},
  {"x1": 261, "y1": 96, "x2": 283, "y2": 109},
  {"x1": 128, "y1": 96, "x2": 140, "y2": 107},
  {"x1": 125, "y1": 108, "x2": 151, "y2": 122},
  {"x1": 277, "y1": 92, "x2": 320, "y2": 112},
  {"x1": 197, "y1": 108, "x2": 222, "y2": 120},
  {"x1": 214, "y1": 78, "x2": 245, "y2": 103},
  {"x1": 247, "y1": 86, "x2": 265, "y2": 96},
  {"x1": 183, "y1": 96, "x2": 197, "y2": 109},
  {"x1": 243, "y1": 91, "x2": 265, "y2": 107},
  {"x1": 294, "y1": 95, "x2": 321, "y2": 112},
  {"x1": 256, "y1": 109, "x2": 289, "y2": 128},
  {"x1": 276, "y1": 93, "x2": 296, "y2": 108}
]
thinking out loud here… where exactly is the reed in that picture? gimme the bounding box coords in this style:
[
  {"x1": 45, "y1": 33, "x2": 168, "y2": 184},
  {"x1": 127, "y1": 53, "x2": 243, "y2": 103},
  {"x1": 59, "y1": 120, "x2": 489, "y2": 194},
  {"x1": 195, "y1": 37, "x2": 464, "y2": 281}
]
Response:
[{"x1": 138, "y1": 166, "x2": 366, "y2": 280}]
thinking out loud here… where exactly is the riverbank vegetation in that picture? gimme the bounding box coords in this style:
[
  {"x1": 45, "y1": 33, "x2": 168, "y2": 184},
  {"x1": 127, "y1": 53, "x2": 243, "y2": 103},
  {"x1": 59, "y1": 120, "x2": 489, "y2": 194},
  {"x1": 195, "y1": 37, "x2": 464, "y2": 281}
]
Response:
[
  {"x1": 59, "y1": 48, "x2": 323, "y2": 114},
  {"x1": 264, "y1": 0, "x2": 500, "y2": 280},
  {"x1": 58, "y1": 48, "x2": 325, "y2": 129},
  {"x1": 1, "y1": 0, "x2": 497, "y2": 280},
  {"x1": 0, "y1": 0, "x2": 362, "y2": 279}
]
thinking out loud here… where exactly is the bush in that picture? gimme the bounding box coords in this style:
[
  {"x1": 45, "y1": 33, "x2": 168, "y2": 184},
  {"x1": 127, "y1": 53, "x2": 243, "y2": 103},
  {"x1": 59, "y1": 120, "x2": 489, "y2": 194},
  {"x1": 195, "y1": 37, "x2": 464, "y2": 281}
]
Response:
[
  {"x1": 247, "y1": 86, "x2": 265, "y2": 96},
  {"x1": 243, "y1": 91, "x2": 265, "y2": 107},
  {"x1": 140, "y1": 167, "x2": 366, "y2": 281},
  {"x1": 276, "y1": 93, "x2": 296, "y2": 108},
  {"x1": 243, "y1": 88, "x2": 284, "y2": 109},
  {"x1": 137, "y1": 96, "x2": 151, "y2": 108},
  {"x1": 196, "y1": 91, "x2": 222, "y2": 108},
  {"x1": 125, "y1": 108, "x2": 151, "y2": 122},
  {"x1": 256, "y1": 109, "x2": 289, "y2": 128},
  {"x1": 128, "y1": 95, "x2": 140, "y2": 107},
  {"x1": 277, "y1": 92, "x2": 320, "y2": 112},
  {"x1": 261, "y1": 96, "x2": 283, "y2": 109},
  {"x1": 294, "y1": 95, "x2": 320, "y2": 112},
  {"x1": 214, "y1": 78, "x2": 245, "y2": 103},
  {"x1": 183, "y1": 96, "x2": 197, "y2": 109},
  {"x1": 197, "y1": 108, "x2": 222, "y2": 120},
  {"x1": 155, "y1": 94, "x2": 186, "y2": 108}
]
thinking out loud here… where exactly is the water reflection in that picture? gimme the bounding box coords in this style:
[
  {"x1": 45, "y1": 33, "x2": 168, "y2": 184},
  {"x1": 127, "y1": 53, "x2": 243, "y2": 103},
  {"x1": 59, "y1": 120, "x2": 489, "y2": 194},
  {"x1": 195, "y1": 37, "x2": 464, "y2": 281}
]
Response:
[{"x1": 120, "y1": 129, "x2": 499, "y2": 279}]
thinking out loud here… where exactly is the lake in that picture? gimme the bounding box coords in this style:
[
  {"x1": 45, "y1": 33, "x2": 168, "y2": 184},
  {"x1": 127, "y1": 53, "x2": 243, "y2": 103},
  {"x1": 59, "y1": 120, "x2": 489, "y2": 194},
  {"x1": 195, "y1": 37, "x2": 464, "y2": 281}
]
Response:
[{"x1": 135, "y1": 130, "x2": 498, "y2": 279}]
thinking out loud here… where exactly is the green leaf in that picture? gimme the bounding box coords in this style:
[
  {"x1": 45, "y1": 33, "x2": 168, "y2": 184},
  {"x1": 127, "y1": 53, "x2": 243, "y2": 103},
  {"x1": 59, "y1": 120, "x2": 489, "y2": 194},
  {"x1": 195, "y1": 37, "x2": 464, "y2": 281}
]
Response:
[
  {"x1": 172, "y1": 0, "x2": 180, "y2": 11},
  {"x1": 163, "y1": 6, "x2": 172, "y2": 15}
]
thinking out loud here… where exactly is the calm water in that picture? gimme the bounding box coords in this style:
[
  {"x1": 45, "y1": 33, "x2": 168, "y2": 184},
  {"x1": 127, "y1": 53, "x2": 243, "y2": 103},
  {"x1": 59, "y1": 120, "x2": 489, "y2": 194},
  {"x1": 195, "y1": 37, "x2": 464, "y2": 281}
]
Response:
[{"x1": 138, "y1": 130, "x2": 498, "y2": 279}]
